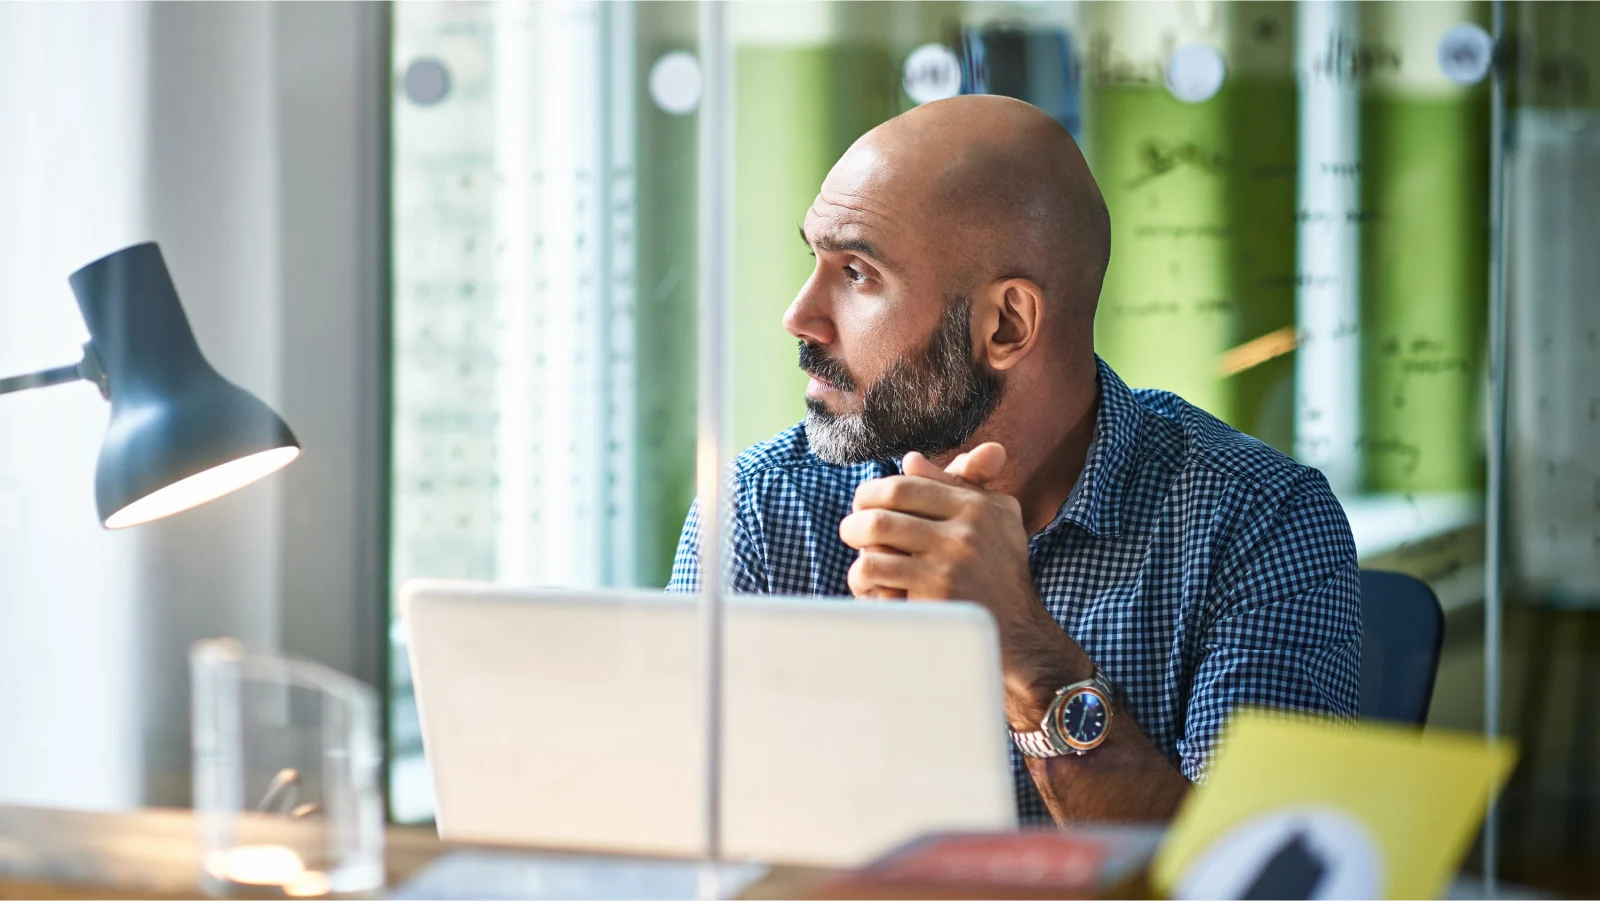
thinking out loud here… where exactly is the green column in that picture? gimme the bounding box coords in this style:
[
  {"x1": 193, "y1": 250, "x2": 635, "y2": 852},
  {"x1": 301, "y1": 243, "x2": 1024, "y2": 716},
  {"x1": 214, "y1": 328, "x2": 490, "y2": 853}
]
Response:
[
  {"x1": 634, "y1": 1, "x2": 700, "y2": 586},
  {"x1": 1359, "y1": 2, "x2": 1490, "y2": 493},
  {"x1": 732, "y1": 44, "x2": 860, "y2": 452},
  {"x1": 1084, "y1": 2, "x2": 1298, "y2": 451}
]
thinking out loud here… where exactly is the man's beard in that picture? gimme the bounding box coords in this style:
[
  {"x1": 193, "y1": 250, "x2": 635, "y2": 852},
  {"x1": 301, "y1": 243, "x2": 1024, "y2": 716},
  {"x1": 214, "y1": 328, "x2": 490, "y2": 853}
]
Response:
[{"x1": 800, "y1": 295, "x2": 1004, "y2": 466}]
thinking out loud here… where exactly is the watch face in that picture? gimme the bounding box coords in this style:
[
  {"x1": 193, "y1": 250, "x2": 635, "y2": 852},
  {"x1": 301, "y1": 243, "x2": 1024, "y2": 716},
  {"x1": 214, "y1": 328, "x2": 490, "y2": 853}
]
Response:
[{"x1": 1055, "y1": 688, "x2": 1109, "y2": 750}]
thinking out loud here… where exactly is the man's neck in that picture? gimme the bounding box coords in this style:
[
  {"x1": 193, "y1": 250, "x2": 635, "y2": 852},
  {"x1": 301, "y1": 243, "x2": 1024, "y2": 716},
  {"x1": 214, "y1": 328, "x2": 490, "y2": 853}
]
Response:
[
  {"x1": 937, "y1": 370, "x2": 1101, "y2": 536},
  {"x1": 1014, "y1": 390, "x2": 1099, "y2": 534}
]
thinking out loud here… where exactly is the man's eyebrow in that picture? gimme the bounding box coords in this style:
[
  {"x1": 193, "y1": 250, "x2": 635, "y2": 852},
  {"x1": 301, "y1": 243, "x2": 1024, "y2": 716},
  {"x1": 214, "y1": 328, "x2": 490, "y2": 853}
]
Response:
[{"x1": 798, "y1": 224, "x2": 890, "y2": 266}]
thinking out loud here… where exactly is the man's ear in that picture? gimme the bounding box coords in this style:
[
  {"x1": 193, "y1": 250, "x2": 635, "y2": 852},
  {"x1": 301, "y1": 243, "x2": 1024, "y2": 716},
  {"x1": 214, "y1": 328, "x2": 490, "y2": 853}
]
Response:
[{"x1": 977, "y1": 277, "x2": 1044, "y2": 372}]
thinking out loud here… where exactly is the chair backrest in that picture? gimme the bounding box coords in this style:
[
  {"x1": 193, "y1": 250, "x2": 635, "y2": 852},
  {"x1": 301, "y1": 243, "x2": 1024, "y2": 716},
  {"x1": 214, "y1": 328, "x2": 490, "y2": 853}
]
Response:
[{"x1": 1358, "y1": 569, "x2": 1445, "y2": 725}]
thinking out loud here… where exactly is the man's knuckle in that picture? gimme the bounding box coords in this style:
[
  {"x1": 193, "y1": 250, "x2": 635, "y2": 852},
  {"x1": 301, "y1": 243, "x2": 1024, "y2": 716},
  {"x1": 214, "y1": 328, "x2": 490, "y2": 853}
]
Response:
[
  {"x1": 852, "y1": 482, "x2": 877, "y2": 510},
  {"x1": 950, "y1": 521, "x2": 979, "y2": 547},
  {"x1": 849, "y1": 510, "x2": 875, "y2": 541},
  {"x1": 883, "y1": 478, "x2": 911, "y2": 506}
]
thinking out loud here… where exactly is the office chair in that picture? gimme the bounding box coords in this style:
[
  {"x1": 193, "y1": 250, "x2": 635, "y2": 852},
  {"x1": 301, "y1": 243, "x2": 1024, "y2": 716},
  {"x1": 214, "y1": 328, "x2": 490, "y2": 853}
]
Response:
[{"x1": 1358, "y1": 569, "x2": 1445, "y2": 725}]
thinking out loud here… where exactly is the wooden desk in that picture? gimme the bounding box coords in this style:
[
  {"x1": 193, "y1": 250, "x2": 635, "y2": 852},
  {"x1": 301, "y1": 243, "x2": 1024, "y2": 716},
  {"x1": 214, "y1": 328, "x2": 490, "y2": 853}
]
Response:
[
  {"x1": 0, "y1": 806, "x2": 1538, "y2": 901},
  {"x1": 0, "y1": 806, "x2": 831, "y2": 900}
]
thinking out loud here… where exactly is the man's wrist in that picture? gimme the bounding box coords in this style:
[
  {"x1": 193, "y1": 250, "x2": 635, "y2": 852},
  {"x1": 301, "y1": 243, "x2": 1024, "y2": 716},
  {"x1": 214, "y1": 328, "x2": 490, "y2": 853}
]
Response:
[
  {"x1": 1009, "y1": 658, "x2": 1097, "y2": 729},
  {"x1": 1003, "y1": 599, "x2": 1096, "y2": 728}
]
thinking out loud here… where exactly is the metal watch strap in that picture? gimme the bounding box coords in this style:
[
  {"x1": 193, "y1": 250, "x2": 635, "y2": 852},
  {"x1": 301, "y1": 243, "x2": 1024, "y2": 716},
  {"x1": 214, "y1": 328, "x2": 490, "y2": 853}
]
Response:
[
  {"x1": 1011, "y1": 727, "x2": 1061, "y2": 758},
  {"x1": 1009, "y1": 668, "x2": 1115, "y2": 759}
]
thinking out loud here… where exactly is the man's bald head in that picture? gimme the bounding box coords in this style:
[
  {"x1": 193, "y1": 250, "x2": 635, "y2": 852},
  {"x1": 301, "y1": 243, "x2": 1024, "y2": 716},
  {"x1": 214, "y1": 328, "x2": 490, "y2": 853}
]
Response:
[
  {"x1": 825, "y1": 95, "x2": 1110, "y2": 349},
  {"x1": 789, "y1": 95, "x2": 1111, "y2": 465}
]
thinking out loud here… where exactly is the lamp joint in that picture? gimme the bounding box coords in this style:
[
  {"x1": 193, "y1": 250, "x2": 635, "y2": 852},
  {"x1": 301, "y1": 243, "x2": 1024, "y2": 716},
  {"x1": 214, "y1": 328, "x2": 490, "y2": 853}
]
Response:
[{"x1": 77, "y1": 343, "x2": 110, "y2": 400}]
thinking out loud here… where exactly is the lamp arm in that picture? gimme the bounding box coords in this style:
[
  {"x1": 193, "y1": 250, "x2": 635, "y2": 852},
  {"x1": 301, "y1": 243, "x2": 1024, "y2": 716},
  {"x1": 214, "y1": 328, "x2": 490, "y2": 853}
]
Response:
[
  {"x1": 0, "y1": 362, "x2": 83, "y2": 395},
  {"x1": 0, "y1": 343, "x2": 110, "y2": 399}
]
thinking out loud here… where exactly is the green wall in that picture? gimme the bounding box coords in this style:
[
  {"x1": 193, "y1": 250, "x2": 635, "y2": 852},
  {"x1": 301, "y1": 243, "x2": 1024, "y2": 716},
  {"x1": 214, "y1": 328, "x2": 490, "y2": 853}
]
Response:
[
  {"x1": 634, "y1": 2, "x2": 700, "y2": 586},
  {"x1": 731, "y1": 44, "x2": 901, "y2": 452},
  {"x1": 1360, "y1": 94, "x2": 1489, "y2": 493},
  {"x1": 1086, "y1": 78, "x2": 1298, "y2": 453},
  {"x1": 1355, "y1": 1, "x2": 1491, "y2": 494}
]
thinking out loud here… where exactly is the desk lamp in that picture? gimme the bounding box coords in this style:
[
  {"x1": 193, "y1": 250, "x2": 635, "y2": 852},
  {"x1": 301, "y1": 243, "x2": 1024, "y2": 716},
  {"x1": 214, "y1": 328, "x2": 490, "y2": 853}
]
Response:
[{"x1": 0, "y1": 242, "x2": 300, "y2": 528}]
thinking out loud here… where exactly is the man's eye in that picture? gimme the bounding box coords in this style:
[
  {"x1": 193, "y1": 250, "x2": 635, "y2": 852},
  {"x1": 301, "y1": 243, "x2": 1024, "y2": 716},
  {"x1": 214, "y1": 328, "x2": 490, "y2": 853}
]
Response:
[{"x1": 844, "y1": 266, "x2": 868, "y2": 284}]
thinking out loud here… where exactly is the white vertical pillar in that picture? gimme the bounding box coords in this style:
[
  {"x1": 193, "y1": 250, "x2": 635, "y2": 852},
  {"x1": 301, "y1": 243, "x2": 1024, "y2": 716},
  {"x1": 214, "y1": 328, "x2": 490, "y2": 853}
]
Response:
[
  {"x1": 1294, "y1": 0, "x2": 1364, "y2": 495},
  {"x1": 495, "y1": 1, "x2": 615, "y2": 589},
  {"x1": 493, "y1": 2, "x2": 536, "y2": 585}
]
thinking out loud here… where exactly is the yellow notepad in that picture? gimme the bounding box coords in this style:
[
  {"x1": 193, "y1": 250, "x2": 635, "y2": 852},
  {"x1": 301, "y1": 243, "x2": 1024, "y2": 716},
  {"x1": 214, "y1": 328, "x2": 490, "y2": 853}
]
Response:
[{"x1": 1152, "y1": 711, "x2": 1516, "y2": 900}]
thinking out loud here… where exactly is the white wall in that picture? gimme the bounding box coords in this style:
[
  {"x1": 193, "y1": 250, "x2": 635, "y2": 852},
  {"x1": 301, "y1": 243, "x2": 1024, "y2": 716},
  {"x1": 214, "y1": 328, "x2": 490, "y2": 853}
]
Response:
[
  {"x1": 0, "y1": 0, "x2": 151, "y2": 810},
  {"x1": 0, "y1": 1, "x2": 386, "y2": 809}
]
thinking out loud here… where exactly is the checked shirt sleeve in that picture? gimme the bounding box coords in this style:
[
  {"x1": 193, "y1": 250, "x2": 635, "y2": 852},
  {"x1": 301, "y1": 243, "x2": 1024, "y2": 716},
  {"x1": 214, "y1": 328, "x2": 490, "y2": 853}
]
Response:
[
  {"x1": 665, "y1": 495, "x2": 769, "y2": 593},
  {"x1": 1174, "y1": 468, "x2": 1363, "y2": 783}
]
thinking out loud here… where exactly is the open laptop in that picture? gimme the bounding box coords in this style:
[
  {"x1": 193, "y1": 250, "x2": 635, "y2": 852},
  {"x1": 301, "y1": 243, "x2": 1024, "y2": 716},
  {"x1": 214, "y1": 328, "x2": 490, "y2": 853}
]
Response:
[{"x1": 401, "y1": 579, "x2": 1018, "y2": 867}]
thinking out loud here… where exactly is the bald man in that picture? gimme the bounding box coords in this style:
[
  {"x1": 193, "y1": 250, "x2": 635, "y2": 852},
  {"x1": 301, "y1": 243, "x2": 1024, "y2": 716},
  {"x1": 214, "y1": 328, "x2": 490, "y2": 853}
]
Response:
[{"x1": 668, "y1": 96, "x2": 1361, "y2": 825}]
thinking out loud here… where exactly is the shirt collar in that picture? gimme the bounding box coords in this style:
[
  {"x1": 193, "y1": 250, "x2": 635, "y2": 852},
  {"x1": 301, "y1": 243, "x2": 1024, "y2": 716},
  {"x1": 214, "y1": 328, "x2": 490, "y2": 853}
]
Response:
[{"x1": 1045, "y1": 356, "x2": 1142, "y2": 540}]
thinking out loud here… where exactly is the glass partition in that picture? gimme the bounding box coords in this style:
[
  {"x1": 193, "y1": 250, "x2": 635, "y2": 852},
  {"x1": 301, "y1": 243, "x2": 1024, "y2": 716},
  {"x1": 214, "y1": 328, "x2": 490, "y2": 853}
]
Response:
[
  {"x1": 1498, "y1": 2, "x2": 1600, "y2": 891},
  {"x1": 716, "y1": 0, "x2": 1497, "y2": 864},
  {"x1": 387, "y1": 1, "x2": 1597, "y2": 891}
]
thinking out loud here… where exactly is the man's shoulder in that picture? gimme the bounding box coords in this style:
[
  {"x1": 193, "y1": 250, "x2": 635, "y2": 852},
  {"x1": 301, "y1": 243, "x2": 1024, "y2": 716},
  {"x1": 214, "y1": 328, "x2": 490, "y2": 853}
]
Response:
[
  {"x1": 1123, "y1": 384, "x2": 1354, "y2": 567},
  {"x1": 1128, "y1": 386, "x2": 1321, "y2": 496}
]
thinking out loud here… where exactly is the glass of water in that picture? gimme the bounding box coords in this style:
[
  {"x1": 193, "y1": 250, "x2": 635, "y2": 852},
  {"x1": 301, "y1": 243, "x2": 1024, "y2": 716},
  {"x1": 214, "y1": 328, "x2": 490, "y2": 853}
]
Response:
[{"x1": 191, "y1": 638, "x2": 385, "y2": 898}]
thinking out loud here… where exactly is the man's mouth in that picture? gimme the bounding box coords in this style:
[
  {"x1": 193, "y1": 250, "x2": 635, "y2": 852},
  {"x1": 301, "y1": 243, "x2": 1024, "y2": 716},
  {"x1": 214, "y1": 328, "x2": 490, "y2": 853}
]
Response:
[
  {"x1": 806, "y1": 374, "x2": 845, "y2": 401},
  {"x1": 797, "y1": 342, "x2": 855, "y2": 394}
]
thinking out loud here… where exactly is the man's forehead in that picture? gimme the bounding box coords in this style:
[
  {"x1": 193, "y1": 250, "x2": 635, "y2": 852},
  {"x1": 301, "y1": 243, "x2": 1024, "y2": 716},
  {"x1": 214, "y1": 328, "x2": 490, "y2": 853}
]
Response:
[
  {"x1": 801, "y1": 138, "x2": 948, "y2": 264},
  {"x1": 803, "y1": 197, "x2": 899, "y2": 267},
  {"x1": 804, "y1": 194, "x2": 882, "y2": 232},
  {"x1": 803, "y1": 183, "x2": 911, "y2": 250},
  {"x1": 809, "y1": 143, "x2": 915, "y2": 221}
]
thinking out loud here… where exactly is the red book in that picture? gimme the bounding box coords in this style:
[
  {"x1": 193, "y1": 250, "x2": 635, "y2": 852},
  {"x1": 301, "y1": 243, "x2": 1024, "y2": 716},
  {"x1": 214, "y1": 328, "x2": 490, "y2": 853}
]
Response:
[{"x1": 805, "y1": 827, "x2": 1162, "y2": 899}]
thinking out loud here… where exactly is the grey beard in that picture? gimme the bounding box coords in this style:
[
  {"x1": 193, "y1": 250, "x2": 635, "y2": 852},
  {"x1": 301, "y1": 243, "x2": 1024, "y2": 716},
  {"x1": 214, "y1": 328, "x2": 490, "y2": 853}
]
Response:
[
  {"x1": 805, "y1": 408, "x2": 882, "y2": 466},
  {"x1": 800, "y1": 295, "x2": 1004, "y2": 466}
]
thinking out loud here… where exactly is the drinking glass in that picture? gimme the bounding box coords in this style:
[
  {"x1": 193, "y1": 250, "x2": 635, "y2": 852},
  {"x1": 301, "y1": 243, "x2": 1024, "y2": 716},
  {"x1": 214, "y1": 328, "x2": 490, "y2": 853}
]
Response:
[{"x1": 191, "y1": 638, "x2": 385, "y2": 898}]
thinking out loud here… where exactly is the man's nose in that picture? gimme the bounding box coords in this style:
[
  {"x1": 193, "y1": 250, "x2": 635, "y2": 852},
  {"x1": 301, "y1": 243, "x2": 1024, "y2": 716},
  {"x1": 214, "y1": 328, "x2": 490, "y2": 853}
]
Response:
[{"x1": 782, "y1": 275, "x2": 836, "y2": 346}]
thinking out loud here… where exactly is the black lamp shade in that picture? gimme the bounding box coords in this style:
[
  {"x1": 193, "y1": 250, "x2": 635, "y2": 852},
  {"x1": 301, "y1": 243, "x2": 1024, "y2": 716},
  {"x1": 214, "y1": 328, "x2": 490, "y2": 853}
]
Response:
[{"x1": 69, "y1": 242, "x2": 300, "y2": 529}]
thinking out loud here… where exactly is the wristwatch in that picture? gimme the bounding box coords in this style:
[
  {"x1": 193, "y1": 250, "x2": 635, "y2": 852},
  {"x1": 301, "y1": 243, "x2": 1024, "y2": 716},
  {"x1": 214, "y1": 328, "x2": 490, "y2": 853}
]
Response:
[{"x1": 1010, "y1": 667, "x2": 1115, "y2": 758}]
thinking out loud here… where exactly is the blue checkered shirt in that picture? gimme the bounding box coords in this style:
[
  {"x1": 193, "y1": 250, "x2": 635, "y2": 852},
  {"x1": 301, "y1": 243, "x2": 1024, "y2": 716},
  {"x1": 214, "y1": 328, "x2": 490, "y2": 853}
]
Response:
[{"x1": 667, "y1": 358, "x2": 1361, "y2": 824}]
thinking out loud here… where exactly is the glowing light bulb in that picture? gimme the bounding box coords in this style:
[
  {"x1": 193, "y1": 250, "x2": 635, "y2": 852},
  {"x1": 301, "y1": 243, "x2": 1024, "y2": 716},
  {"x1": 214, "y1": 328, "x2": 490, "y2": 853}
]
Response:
[{"x1": 104, "y1": 446, "x2": 300, "y2": 529}]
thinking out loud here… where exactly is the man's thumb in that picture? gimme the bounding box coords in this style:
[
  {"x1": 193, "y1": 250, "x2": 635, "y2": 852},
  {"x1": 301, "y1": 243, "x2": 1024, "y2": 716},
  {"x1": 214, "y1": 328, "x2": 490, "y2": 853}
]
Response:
[{"x1": 945, "y1": 442, "x2": 1007, "y2": 486}]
